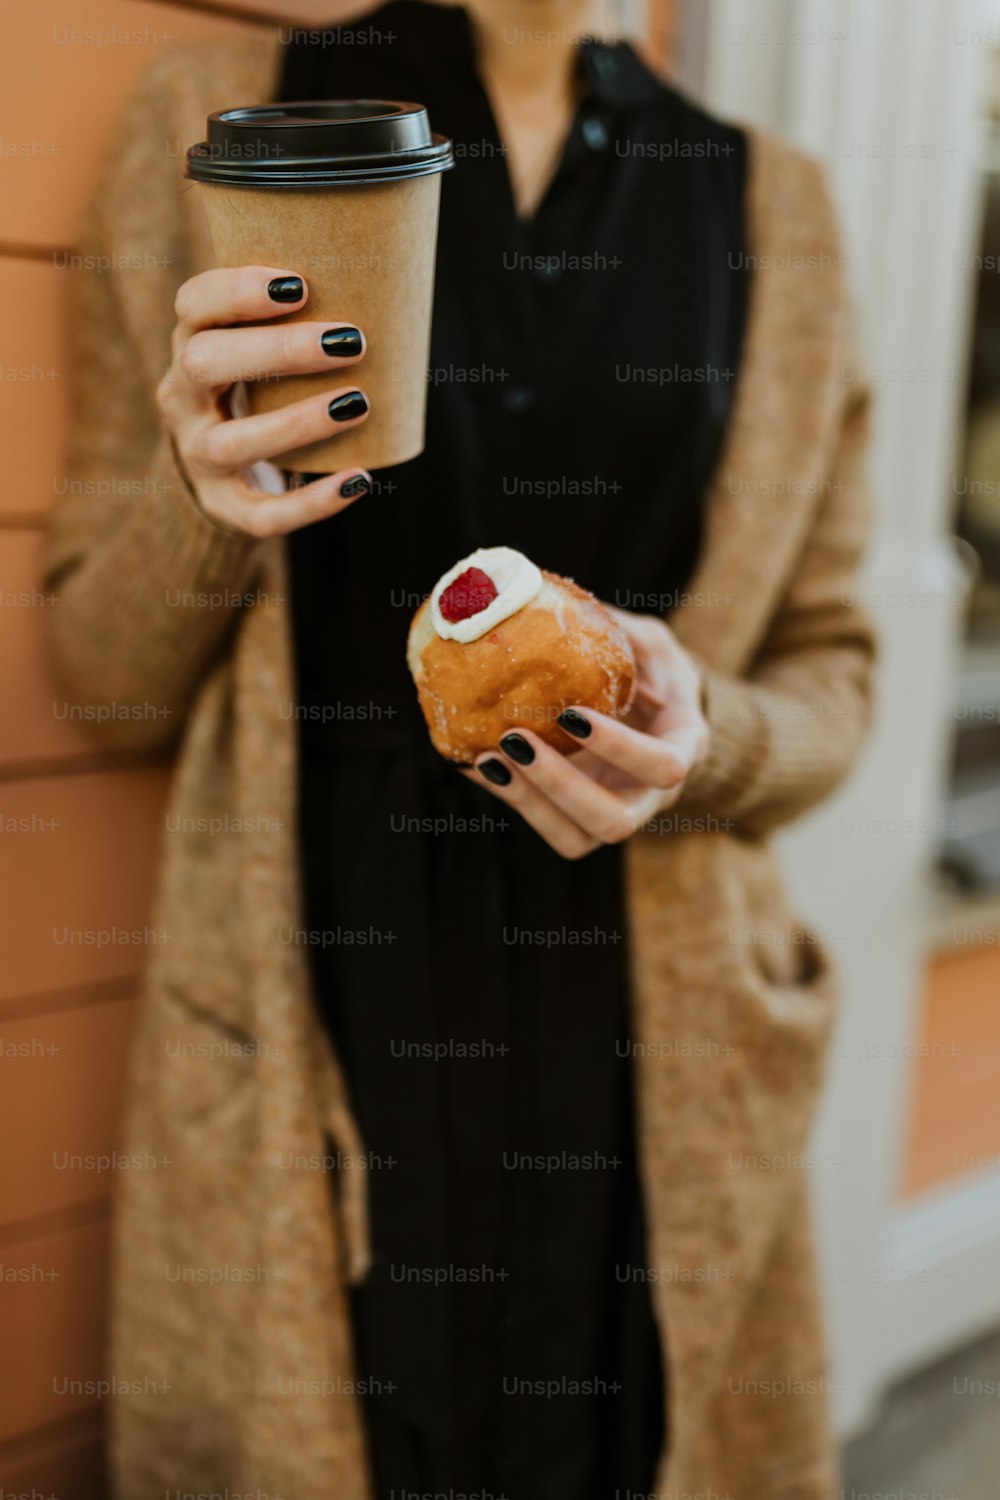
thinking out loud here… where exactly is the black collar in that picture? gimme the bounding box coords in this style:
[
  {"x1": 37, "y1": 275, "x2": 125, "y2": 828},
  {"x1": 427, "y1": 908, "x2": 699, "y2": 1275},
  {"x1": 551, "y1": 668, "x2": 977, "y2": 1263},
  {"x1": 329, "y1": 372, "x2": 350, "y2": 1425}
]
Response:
[
  {"x1": 578, "y1": 36, "x2": 665, "y2": 108},
  {"x1": 352, "y1": 1, "x2": 666, "y2": 111}
]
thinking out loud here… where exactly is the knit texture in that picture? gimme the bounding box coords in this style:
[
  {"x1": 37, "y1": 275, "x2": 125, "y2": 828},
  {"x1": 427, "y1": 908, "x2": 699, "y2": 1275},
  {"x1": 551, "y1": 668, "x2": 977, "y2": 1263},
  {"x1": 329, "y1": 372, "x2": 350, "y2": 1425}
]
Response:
[{"x1": 44, "y1": 32, "x2": 876, "y2": 1500}]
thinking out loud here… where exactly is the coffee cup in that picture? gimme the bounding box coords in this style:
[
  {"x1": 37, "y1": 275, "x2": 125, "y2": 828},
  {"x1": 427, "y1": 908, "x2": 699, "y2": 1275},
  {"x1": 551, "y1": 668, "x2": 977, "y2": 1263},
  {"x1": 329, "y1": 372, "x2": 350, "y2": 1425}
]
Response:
[{"x1": 187, "y1": 101, "x2": 454, "y2": 472}]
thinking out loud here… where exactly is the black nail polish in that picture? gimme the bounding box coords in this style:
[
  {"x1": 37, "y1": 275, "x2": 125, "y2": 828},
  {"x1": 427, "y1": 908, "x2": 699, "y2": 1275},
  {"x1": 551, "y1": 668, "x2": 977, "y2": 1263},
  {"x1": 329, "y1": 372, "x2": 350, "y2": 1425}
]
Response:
[
  {"x1": 340, "y1": 474, "x2": 371, "y2": 499},
  {"x1": 558, "y1": 709, "x2": 592, "y2": 739},
  {"x1": 480, "y1": 759, "x2": 512, "y2": 787},
  {"x1": 322, "y1": 326, "x2": 364, "y2": 358},
  {"x1": 328, "y1": 390, "x2": 369, "y2": 422},
  {"x1": 268, "y1": 276, "x2": 303, "y2": 303},
  {"x1": 499, "y1": 733, "x2": 534, "y2": 766}
]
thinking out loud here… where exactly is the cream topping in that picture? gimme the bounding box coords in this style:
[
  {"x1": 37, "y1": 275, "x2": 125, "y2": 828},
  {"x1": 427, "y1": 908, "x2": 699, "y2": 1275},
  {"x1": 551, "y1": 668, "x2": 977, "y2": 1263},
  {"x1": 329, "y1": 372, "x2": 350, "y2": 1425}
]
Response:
[{"x1": 430, "y1": 546, "x2": 543, "y2": 643}]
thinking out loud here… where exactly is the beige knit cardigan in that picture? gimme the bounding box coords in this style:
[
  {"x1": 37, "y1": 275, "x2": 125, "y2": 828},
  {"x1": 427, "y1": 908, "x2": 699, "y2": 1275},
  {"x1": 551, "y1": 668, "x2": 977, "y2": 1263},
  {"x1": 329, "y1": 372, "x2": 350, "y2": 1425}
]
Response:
[{"x1": 44, "y1": 31, "x2": 876, "y2": 1500}]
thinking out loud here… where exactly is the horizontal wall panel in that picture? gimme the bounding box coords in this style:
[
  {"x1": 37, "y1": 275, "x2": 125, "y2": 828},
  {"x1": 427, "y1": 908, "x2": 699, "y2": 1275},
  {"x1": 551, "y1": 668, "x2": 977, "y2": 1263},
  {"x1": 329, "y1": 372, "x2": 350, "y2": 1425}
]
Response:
[
  {"x1": 0, "y1": 997, "x2": 135, "y2": 1228},
  {"x1": 0, "y1": 1217, "x2": 110, "y2": 1444},
  {"x1": 0, "y1": 531, "x2": 99, "y2": 764},
  {"x1": 0, "y1": 0, "x2": 258, "y2": 248},
  {"x1": 0, "y1": 769, "x2": 169, "y2": 1006},
  {"x1": 0, "y1": 1417, "x2": 105, "y2": 1500}
]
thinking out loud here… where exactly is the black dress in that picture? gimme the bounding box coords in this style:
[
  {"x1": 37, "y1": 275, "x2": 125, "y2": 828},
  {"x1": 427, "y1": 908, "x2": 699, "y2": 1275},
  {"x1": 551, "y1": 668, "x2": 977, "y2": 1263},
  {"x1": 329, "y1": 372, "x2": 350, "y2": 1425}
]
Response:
[{"x1": 283, "y1": 6, "x2": 749, "y2": 1496}]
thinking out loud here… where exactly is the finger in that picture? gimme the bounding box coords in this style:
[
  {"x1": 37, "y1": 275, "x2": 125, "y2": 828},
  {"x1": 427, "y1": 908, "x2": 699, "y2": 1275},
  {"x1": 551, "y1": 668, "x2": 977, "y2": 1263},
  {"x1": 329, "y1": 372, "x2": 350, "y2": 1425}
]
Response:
[
  {"x1": 607, "y1": 605, "x2": 683, "y2": 661},
  {"x1": 181, "y1": 321, "x2": 365, "y2": 389},
  {"x1": 464, "y1": 760, "x2": 598, "y2": 861},
  {"x1": 174, "y1": 266, "x2": 309, "y2": 336},
  {"x1": 653, "y1": 700, "x2": 709, "y2": 772},
  {"x1": 203, "y1": 468, "x2": 373, "y2": 539},
  {"x1": 555, "y1": 705, "x2": 703, "y2": 788},
  {"x1": 495, "y1": 732, "x2": 648, "y2": 845},
  {"x1": 603, "y1": 606, "x2": 708, "y2": 768},
  {"x1": 196, "y1": 386, "x2": 370, "y2": 472},
  {"x1": 606, "y1": 607, "x2": 686, "y2": 701},
  {"x1": 646, "y1": 660, "x2": 710, "y2": 769}
]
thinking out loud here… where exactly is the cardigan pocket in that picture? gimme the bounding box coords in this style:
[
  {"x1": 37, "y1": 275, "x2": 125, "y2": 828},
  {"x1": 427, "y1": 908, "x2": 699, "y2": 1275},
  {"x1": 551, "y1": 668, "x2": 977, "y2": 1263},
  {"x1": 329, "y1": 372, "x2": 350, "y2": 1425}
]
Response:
[
  {"x1": 740, "y1": 920, "x2": 837, "y2": 1063},
  {"x1": 725, "y1": 839, "x2": 840, "y2": 1073},
  {"x1": 715, "y1": 841, "x2": 841, "y2": 1196}
]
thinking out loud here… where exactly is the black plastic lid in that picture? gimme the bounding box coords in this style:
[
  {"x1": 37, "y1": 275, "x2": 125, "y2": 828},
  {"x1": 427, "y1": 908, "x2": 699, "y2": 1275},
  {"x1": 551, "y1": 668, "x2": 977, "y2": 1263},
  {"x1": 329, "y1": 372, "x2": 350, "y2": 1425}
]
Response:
[{"x1": 186, "y1": 101, "x2": 455, "y2": 188}]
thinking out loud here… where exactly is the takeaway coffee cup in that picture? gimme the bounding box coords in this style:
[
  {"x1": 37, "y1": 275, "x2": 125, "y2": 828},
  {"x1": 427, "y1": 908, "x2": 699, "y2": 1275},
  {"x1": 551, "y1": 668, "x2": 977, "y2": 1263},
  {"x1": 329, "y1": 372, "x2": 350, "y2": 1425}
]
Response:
[{"x1": 186, "y1": 102, "x2": 454, "y2": 472}]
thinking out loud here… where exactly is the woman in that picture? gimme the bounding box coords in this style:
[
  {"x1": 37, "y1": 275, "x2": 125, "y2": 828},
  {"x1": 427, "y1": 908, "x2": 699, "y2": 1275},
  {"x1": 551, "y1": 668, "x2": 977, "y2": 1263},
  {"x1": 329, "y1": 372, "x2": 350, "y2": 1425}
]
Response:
[{"x1": 45, "y1": 1, "x2": 875, "y2": 1497}]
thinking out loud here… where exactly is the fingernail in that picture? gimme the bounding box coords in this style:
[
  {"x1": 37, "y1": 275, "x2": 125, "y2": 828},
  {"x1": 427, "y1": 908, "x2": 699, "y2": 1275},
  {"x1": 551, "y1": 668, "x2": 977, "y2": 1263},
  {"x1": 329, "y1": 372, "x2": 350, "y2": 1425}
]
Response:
[
  {"x1": 499, "y1": 733, "x2": 534, "y2": 766},
  {"x1": 480, "y1": 759, "x2": 512, "y2": 787},
  {"x1": 322, "y1": 326, "x2": 364, "y2": 358},
  {"x1": 558, "y1": 709, "x2": 592, "y2": 739},
  {"x1": 340, "y1": 474, "x2": 371, "y2": 499},
  {"x1": 268, "y1": 276, "x2": 304, "y2": 303},
  {"x1": 328, "y1": 390, "x2": 369, "y2": 422}
]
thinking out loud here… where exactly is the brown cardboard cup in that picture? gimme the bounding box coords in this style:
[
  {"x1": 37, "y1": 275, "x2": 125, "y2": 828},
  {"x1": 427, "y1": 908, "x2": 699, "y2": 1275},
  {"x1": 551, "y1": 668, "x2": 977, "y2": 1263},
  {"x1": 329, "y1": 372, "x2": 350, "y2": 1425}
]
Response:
[{"x1": 187, "y1": 102, "x2": 453, "y2": 473}]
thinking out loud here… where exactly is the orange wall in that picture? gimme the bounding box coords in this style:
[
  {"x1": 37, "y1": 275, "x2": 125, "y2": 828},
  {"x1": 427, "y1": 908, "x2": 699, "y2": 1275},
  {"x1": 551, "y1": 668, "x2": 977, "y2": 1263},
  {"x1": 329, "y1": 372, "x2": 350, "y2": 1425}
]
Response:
[
  {"x1": 0, "y1": 2, "x2": 677, "y2": 1492},
  {"x1": 0, "y1": 2, "x2": 387, "y2": 1490},
  {"x1": 899, "y1": 946, "x2": 1000, "y2": 1199}
]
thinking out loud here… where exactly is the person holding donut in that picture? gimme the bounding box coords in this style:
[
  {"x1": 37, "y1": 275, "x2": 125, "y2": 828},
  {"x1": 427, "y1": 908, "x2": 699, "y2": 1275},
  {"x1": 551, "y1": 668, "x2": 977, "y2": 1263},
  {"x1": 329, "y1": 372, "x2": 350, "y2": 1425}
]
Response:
[{"x1": 45, "y1": 3, "x2": 875, "y2": 1497}]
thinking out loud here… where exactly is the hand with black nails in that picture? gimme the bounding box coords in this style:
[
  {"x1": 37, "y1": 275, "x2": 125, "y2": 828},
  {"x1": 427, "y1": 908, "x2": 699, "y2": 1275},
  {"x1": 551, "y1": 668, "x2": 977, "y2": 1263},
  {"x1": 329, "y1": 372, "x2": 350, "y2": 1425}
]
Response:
[
  {"x1": 464, "y1": 610, "x2": 708, "y2": 860},
  {"x1": 155, "y1": 267, "x2": 372, "y2": 537}
]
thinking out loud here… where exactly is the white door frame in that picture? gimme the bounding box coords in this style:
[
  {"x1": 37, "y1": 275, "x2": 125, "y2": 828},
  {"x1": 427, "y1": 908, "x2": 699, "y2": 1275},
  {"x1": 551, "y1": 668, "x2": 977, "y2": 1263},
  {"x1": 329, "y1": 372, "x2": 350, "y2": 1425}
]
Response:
[{"x1": 677, "y1": 0, "x2": 996, "y2": 1437}]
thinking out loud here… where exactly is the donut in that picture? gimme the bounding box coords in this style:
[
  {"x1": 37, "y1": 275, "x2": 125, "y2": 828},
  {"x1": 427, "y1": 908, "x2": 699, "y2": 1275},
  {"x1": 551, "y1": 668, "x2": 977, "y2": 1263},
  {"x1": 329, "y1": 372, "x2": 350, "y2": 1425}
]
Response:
[{"x1": 406, "y1": 546, "x2": 636, "y2": 763}]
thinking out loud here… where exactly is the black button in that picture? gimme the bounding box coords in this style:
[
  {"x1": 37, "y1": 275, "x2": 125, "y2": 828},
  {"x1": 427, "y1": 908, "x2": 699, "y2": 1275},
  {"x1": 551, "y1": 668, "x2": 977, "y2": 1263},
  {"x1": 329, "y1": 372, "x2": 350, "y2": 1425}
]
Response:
[
  {"x1": 590, "y1": 47, "x2": 618, "y2": 82},
  {"x1": 534, "y1": 258, "x2": 563, "y2": 286},
  {"x1": 581, "y1": 116, "x2": 610, "y2": 152},
  {"x1": 502, "y1": 384, "x2": 535, "y2": 414}
]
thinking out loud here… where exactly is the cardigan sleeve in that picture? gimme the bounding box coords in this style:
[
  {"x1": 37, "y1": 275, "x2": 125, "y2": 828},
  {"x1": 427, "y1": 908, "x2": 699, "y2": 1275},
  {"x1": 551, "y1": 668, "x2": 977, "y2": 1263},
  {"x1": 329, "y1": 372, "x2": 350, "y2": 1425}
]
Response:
[
  {"x1": 679, "y1": 358, "x2": 877, "y2": 837},
  {"x1": 42, "y1": 52, "x2": 263, "y2": 752}
]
